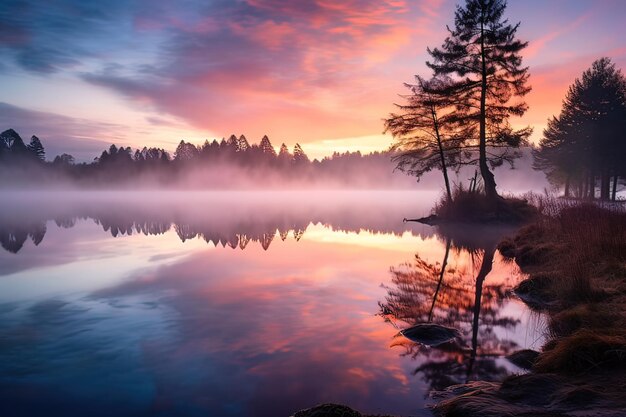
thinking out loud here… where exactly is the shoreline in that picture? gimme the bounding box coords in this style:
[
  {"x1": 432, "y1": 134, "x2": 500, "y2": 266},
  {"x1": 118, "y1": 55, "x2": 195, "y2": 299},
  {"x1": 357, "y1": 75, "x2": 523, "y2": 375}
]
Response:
[
  {"x1": 293, "y1": 202, "x2": 626, "y2": 417},
  {"x1": 432, "y1": 203, "x2": 626, "y2": 416}
]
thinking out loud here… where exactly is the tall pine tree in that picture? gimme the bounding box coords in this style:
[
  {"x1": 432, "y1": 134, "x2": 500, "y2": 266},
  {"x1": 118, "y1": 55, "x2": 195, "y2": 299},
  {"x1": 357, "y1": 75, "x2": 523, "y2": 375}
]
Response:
[{"x1": 427, "y1": 0, "x2": 531, "y2": 200}]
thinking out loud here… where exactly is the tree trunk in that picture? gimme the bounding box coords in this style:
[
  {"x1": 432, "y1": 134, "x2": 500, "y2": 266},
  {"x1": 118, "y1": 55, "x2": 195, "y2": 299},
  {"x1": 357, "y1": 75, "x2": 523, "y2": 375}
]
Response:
[
  {"x1": 588, "y1": 172, "x2": 595, "y2": 200},
  {"x1": 479, "y1": 19, "x2": 498, "y2": 201},
  {"x1": 601, "y1": 170, "x2": 610, "y2": 201},
  {"x1": 467, "y1": 246, "x2": 495, "y2": 381},
  {"x1": 612, "y1": 175, "x2": 618, "y2": 201},
  {"x1": 432, "y1": 107, "x2": 452, "y2": 203},
  {"x1": 564, "y1": 175, "x2": 570, "y2": 198},
  {"x1": 428, "y1": 237, "x2": 451, "y2": 322}
]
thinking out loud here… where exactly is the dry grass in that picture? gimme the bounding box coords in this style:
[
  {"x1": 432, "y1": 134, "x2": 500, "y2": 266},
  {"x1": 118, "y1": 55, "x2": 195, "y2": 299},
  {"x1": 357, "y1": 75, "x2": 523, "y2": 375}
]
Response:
[
  {"x1": 536, "y1": 329, "x2": 626, "y2": 373},
  {"x1": 432, "y1": 372, "x2": 626, "y2": 416},
  {"x1": 432, "y1": 198, "x2": 626, "y2": 416},
  {"x1": 507, "y1": 202, "x2": 626, "y2": 379},
  {"x1": 433, "y1": 187, "x2": 539, "y2": 224}
]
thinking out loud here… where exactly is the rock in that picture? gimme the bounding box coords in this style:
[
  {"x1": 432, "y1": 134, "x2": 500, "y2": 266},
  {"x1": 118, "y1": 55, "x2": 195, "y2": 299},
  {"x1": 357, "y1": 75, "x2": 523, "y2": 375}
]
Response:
[
  {"x1": 292, "y1": 403, "x2": 362, "y2": 417},
  {"x1": 506, "y1": 349, "x2": 540, "y2": 370},
  {"x1": 513, "y1": 276, "x2": 556, "y2": 310},
  {"x1": 399, "y1": 323, "x2": 461, "y2": 347}
]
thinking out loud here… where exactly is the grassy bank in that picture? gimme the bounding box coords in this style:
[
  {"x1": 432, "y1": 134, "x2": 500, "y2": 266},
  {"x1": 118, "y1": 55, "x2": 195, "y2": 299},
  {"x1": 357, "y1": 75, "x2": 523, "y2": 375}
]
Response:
[
  {"x1": 433, "y1": 201, "x2": 626, "y2": 416},
  {"x1": 432, "y1": 188, "x2": 539, "y2": 224}
]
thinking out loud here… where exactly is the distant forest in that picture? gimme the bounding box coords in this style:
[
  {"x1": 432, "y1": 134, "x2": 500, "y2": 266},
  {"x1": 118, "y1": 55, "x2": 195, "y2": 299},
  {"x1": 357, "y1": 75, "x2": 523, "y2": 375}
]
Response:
[
  {"x1": 0, "y1": 128, "x2": 546, "y2": 190},
  {"x1": 0, "y1": 129, "x2": 406, "y2": 188}
]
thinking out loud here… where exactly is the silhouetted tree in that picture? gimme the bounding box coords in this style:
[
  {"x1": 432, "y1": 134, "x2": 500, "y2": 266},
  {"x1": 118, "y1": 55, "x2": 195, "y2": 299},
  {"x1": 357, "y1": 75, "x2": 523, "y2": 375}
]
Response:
[
  {"x1": 292, "y1": 143, "x2": 309, "y2": 165},
  {"x1": 174, "y1": 140, "x2": 199, "y2": 162},
  {"x1": 427, "y1": 0, "x2": 532, "y2": 200},
  {"x1": 534, "y1": 58, "x2": 626, "y2": 200},
  {"x1": 27, "y1": 135, "x2": 45, "y2": 161},
  {"x1": 385, "y1": 75, "x2": 471, "y2": 202},
  {"x1": 278, "y1": 143, "x2": 291, "y2": 167},
  {"x1": 0, "y1": 127, "x2": 435, "y2": 188},
  {"x1": 259, "y1": 135, "x2": 276, "y2": 157},
  {"x1": 53, "y1": 153, "x2": 75, "y2": 166},
  {"x1": 236, "y1": 135, "x2": 250, "y2": 153},
  {"x1": 0, "y1": 128, "x2": 28, "y2": 159}
]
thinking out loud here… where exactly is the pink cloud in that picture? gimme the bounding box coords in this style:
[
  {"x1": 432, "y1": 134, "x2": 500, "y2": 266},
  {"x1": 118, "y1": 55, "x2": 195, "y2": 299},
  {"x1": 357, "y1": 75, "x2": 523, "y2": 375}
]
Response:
[{"x1": 82, "y1": 0, "x2": 446, "y2": 143}]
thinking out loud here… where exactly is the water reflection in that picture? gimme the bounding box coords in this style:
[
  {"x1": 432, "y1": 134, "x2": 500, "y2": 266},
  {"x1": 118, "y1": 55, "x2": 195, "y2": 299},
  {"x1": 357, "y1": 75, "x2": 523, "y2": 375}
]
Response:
[
  {"x1": 0, "y1": 191, "x2": 435, "y2": 253},
  {"x1": 379, "y1": 225, "x2": 529, "y2": 392},
  {"x1": 0, "y1": 192, "x2": 539, "y2": 417}
]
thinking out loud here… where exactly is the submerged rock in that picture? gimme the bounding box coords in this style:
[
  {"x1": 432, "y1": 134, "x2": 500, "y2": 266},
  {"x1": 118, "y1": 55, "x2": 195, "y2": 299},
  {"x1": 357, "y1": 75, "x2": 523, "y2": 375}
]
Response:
[
  {"x1": 292, "y1": 404, "x2": 361, "y2": 417},
  {"x1": 506, "y1": 349, "x2": 540, "y2": 370},
  {"x1": 399, "y1": 323, "x2": 461, "y2": 347}
]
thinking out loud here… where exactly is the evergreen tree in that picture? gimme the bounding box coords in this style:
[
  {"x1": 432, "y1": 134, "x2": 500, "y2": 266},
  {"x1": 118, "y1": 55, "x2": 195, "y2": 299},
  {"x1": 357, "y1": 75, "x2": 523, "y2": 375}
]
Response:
[
  {"x1": 278, "y1": 143, "x2": 291, "y2": 166},
  {"x1": 259, "y1": 135, "x2": 277, "y2": 157},
  {"x1": 427, "y1": 0, "x2": 531, "y2": 200},
  {"x1": 174, "y1": 140, "x2": 199, "y2": 161},
  {"x1": 385, "y1": 75, "x2": 471, "y2": 202},
  {"x1": 534, "y1": 58, "x2": 626, "y2": 200},
  {"x1": 0, "y1": 128, "x2": 28, "y2": 158},
  {"x1": 292, "y1": 143, "x2": 310, "y2": 164},
  {"x1": 27, "y1": 135, "x2": 45, "y2": 161},
  {"x1": 236, "y1": 135, "x2": 250, "y2": 152},
  {"x1": 134, "y1": 148, "x2": 145, "y2": 162},
  {"x1": 53, "y1": 153, "x2": 75, "y2": 166}
]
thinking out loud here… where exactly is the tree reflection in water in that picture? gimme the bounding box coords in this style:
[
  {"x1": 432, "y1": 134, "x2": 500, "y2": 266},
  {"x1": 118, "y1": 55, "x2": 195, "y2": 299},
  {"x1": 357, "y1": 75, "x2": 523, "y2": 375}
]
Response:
[
  {"x1": 0, "y1": 192, "x2": 431, "y2": 254},
  {"x1": 379, "y1": 225, "x2": 523, "y2": 392}
]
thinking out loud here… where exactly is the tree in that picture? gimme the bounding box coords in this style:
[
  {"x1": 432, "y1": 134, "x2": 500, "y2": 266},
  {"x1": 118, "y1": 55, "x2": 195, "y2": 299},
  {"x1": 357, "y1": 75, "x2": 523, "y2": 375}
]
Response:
[
  {"x1": 385, "y1": 75, "x2": 471, "y2": 202},
  {"x1": 533, "y1": 115, "x2": 583, "y2": 197},
  {"x1": 259, "y1": 135, "x2": 276, "y2": 157},
  {"x1": 53, "y1": 153, "x2": 75, "y2": 166},
  {"x1": 534, "y1": 58, "x2": 626, "y2": 200},
  {"x1": 174, "y1": 140, "x2": 199, "y2": 162},
  {"x1": 0, "y1": 128, "x2": 28, "y2": 159},
  {"x1": 427, "y1": 0, "x2": 531, "y2": 200},
  {"x1": 292, "y1": 143, "x2": 310, "y2": 164},
  {"x1": 26, "y1": 135, "x2": 45, "y2": 161},
  {"x1": 236, "y1": 135, "x2": 250, "y2": 152},
  {"x1": 278, "y1": 143, "x2": 291, "y2": 166}
]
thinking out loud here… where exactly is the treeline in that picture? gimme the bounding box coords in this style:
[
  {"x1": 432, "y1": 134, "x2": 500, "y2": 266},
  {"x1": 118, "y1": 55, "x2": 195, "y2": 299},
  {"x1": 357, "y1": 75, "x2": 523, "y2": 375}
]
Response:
[
  {"x1": 0, "y1": 130, "x2": 409, "y2": 188},
  {"x1": 534, "y1": 58, "x2": 626, "y2": 201},
  {"x1": 0, "y1": 129, "x2": 46, "y2": 162}
]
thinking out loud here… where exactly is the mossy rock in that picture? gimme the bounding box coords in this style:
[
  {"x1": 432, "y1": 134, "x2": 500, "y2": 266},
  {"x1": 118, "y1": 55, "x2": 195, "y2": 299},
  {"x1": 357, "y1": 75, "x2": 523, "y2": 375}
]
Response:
[{"x1": 292, "y1": 404, "x2": 362, "y2": 417}]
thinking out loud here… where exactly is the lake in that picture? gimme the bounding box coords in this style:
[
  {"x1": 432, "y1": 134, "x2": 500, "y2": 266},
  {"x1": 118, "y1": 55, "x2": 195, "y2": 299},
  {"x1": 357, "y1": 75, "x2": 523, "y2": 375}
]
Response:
[{"x1": 0, "y1": 191, "x2": 543, "y2": 417}]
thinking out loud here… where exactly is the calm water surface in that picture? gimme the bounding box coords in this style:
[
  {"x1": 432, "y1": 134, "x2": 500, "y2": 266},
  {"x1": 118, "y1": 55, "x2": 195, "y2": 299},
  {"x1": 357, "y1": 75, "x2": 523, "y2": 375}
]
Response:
[{"x1": 0, "y1": 191, "x2": 543, "y2": 417}]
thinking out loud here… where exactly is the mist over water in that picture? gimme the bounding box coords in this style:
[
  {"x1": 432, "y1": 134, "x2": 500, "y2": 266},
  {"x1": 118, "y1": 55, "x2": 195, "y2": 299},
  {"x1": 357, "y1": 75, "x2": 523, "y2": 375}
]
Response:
[{"x1": 0, "y1": 191, "x2": 543, "y2": 417}]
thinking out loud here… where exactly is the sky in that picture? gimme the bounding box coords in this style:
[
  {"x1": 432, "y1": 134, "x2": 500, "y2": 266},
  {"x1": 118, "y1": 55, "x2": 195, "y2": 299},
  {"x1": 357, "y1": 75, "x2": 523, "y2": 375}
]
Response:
[{"x1": 1, "y1": 0, "x2": 625, "y2": 161}]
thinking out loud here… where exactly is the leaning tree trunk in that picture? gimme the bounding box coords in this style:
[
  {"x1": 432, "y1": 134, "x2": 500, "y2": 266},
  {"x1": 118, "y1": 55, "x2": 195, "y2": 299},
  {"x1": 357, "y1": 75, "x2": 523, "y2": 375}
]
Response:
[
  {"x1": 428, "y1": 237, "x2": 451, "y2": 322},
  {"x1": 612, "y1": 174, "x2": 618, "y2": 201},
  {"x1": 432, "y1": 107, "x2": 453, "y2": 203}
]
